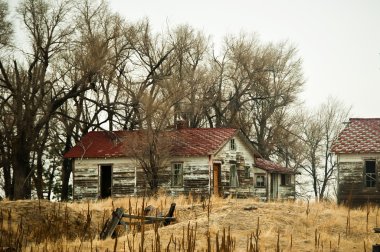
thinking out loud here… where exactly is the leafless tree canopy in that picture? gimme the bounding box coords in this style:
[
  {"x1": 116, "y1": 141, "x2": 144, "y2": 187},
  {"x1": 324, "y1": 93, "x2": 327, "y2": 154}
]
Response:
[
  {"x1": 0, "y1": 0, "x2": 350, "y2": 199},
  {"x1": 0, "y1": 0, "x2": 12, "y2": 49}
]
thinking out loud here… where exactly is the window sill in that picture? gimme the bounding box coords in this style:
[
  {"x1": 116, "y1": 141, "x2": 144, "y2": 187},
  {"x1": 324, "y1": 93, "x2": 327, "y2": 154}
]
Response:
[{"x1": 363, "y1": 187, "x2": 377, "y2": 191}]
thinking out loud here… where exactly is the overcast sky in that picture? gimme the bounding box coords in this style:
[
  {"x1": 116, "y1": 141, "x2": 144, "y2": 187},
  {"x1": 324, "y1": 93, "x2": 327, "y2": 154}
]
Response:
[{"x1": 109, "y1": 0, "x2": 380, "y2": 118}]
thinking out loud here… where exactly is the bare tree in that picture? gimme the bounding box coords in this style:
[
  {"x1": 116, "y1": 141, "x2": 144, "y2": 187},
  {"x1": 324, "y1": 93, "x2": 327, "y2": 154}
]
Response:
[
  {"x1": 299, "y1": 97, "x2": 350, "y2": 200},
  {"x1": 248, "y1": 41, "x2": 304, "y2": 159},
  {"x1": 0, "y1": 0, "x2": 108, "y2": 199},
  {"x1": 167, "y1": 24, "x2": 212, "y2": 128},
  {"x1": 208, "y1": 35, "x2": 303, "y2": 159},
  {"x1": 0, "y1": 0, "x2": 12, "y2": 49}
]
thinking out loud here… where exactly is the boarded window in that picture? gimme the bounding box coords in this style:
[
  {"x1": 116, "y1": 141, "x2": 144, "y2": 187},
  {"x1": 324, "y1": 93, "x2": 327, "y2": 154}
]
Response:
[
  {"x1": 230, "y1": 164, "x2": 239, "y2": 187},
  {"x1": 365, "y1": 160, "x2": 376, "y2": 188},
  {"x1": 255, "y1": 174, "x2": 265, "y2": 187},
  {"x1": 230, "y1": 139, "x2": 236, "y2": 150},
  {"x1": 280, "y1": 174, "x2": 291, "y2": 186},
  {"x1": 171, "y1": 163, "x2": 183, "y2": 187}
]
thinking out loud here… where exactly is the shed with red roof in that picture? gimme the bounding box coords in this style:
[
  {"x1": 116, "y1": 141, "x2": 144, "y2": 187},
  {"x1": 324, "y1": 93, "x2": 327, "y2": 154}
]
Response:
[
  {"x1": 332, "y1": 118, "x2": 380, "y2": 206},
  {"x1": 64, "y1": 128, "x2": 297, "y2": 200}
]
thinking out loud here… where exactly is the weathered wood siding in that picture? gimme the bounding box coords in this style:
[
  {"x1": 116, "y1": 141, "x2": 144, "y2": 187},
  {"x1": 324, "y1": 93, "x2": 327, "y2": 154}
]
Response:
[
  {"x1": 73, "y1": 161, "x2": 98, "y2": 199},
  {"x1": 72, "y1": 134, "x2": 293, "y2": 200},
  {"x1": 73, "y1": 158, "x2": 139, "y2": 200},
  {"x1": 166, "y1": 157, "x2": 209, "y2": 195},
  {"x1": 214, "y1": 136, "x2": 256, "y2": 196},
  {"x1": 73, "y1": 156, "x2": 210, "y2": 199},
  {"x1": 337, "y1": 153, "x2": 380, "y2": 206}
]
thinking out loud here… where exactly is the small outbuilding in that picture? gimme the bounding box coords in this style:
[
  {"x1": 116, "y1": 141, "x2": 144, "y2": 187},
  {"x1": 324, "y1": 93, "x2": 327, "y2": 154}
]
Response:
[
  {"x1": 332, "y1": 118, "x2": 380, "y2": 206},
  {"x1": 64, "y1": 128, "x2": 297, "y2": 200}
]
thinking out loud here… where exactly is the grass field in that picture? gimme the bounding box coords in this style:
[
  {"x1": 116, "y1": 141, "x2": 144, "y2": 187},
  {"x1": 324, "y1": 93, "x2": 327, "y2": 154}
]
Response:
[{"x1": 0, "y1": 195, "x2": 379, "y2": 251}]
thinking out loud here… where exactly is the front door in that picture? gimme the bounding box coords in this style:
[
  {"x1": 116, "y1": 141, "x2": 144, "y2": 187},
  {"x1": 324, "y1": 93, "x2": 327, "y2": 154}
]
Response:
[
  {"x1": 213, "y1": 163, "x2": 221, "y2": 196},
  {"x1": 270, "y1": 174, "x2": 278, "y2": 199},
  {"x1": 100, "y1": 165, "x2": 112, "y2": 198}
]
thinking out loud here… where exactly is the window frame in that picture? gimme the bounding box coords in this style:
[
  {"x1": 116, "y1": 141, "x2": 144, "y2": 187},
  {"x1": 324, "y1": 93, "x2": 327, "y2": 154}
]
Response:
[
  {"x1": 230, "y1": 138, "x2": 236, "y2": 150},
  {"x1": 364, "y1": 159, "x2": 377, "y2": 188},
  {"x1": 280, "y1": 174, "x2": 292, "y2": 186},
  {"x1": 171, "y1": 162, "x2": 184, "y2": 187},
  {"x1": 255, "y1": 173, "x2": 266, "y2": 188}
]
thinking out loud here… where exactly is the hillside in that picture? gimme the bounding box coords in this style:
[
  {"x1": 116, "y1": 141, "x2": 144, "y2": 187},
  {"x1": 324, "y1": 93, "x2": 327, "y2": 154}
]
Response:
[{"x1": 0, "y1": 196, "x2": 379, "y2": 251}]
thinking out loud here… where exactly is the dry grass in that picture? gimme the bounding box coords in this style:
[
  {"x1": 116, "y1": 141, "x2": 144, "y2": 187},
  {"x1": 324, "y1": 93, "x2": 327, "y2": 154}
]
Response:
[{"x1": 1, "y1": 195, "x2": 379, "y2": 251}]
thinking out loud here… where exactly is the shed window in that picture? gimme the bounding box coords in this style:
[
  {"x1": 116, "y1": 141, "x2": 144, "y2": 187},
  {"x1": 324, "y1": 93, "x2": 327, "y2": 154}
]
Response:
[
  {"x1": 365, "y1": 160, "x2": 376, "y2": 188},
  {"x1": 171, "y1": 163, "x2": 183, "y2": 187},
  {"x1": 280, "y1": 174, "x2": 291, "y2": 186},
  {"x1": 230, "y1": 139, "x2": 236, "y2": 150},
  {"x1": 255, "y1": 174, "x2": 265, "y2": 187},
  {"x1": 230, "y1": 164, "x2": 239, "y2": 187}
]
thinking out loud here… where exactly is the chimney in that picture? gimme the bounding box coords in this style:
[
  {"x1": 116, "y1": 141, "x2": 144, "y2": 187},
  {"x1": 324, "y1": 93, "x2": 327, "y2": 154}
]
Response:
[{"x1": 176, "y1": 120, "x2": 188, "y2": 130}]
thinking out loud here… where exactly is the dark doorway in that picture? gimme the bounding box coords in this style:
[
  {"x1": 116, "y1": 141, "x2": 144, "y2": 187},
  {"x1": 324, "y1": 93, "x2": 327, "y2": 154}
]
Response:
[{"x1": 100, "y1": 165, "x2": 112, "y2": 198}]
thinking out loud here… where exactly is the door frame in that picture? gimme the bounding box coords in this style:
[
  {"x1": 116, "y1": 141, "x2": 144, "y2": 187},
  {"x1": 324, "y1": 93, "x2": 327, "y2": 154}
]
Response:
[
  {"x1": 99, "y1": 164, "x2": 113, "y2": 198},
  {"x1": 212, "y1": 163, "x2": 221, "y2": 196},
  {"x1": 270, "y1": 173, "x2": 278, "y2": 199}
]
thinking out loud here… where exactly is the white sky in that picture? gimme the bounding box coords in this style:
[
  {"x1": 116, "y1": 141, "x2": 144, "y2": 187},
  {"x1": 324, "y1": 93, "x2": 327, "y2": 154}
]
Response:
[{"x1": 109, "y1": 0, "x2": 380, "y2": 118}]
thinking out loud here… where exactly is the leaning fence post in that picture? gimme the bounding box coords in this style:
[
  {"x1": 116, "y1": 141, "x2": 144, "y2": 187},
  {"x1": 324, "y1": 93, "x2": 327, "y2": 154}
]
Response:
[
  {"x1": 100, "y1": 208, "x2": 124, "y2": 240},
  {"x1": 373, "y1": 227, "x2": 380, "y2": 252}
]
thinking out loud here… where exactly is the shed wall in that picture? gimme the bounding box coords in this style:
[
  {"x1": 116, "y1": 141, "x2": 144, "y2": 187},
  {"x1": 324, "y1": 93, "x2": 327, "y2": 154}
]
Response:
[{"x1": 337, "y1": 153, "x2": 380, "y2": 206}]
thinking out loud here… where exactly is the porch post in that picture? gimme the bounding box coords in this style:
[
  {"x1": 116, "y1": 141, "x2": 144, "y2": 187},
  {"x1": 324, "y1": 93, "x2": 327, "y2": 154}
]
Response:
[{"x1": 267, "y1": 172, "x2": 271, "y2": 201}]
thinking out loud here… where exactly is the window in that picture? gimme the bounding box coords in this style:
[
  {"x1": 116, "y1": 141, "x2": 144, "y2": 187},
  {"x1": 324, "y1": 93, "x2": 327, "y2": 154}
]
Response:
[
  {"x1": 244, "y1": 166, "x2": 250, "y2": 179},
  {"x1": 230, "y1": 139, "x2": 236, "y2": 150},
  {"x1": 255, "y1": 174, "x2": 265, "y2": 187},
  {"x1": 230, "y1": 164, "x2": 239, "y2": 187},
  {"x1": 171, "y1": 163, "x2": 183, "y2": 187},
  {"x1": 280, "y1": 174, "x2": 292, "y2": 186},
  {"x1": 365, "y1": 160, "x2": 376, "y2": 188}
]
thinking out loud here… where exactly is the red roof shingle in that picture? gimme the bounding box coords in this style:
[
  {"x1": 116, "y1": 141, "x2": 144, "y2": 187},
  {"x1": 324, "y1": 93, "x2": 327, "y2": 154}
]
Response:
[
  {"x1": 64, "y1": 128, "x2": 238, "y2": 158},
  {"x1": 331, "y1": 118, "x2": 380, "y2": 154},
  {"x1": 255, "y1": 158, "x2": 297, "y2": 174}
]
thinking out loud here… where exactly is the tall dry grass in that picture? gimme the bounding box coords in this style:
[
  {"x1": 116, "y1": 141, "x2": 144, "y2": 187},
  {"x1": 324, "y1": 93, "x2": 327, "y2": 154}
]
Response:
[{"x1": 1, "y1": 195, "x2": 380, "y2": 251}]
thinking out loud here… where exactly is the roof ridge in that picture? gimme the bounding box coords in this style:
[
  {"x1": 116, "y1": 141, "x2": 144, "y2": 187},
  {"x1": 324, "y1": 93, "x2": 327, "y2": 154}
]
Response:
[{"x1": 350, "y1": 118, "x2": 380, "y2": 120}]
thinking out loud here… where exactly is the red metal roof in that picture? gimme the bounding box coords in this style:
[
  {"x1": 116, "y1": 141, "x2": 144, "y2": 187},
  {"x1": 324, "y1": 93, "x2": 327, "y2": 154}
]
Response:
[
  {"x1": 254, "y1": 158, "x2": 296, "y2": 174},
  {"x1": 64, "y1": 128, "x2": 238, "y2": 158},
  {"x1": 331, "y1": 118, "x2": 380, "y2": 154}
]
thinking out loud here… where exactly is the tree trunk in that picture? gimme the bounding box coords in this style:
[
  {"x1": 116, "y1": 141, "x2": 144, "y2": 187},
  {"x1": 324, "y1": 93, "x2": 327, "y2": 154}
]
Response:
[
  {"x1": 1, "y1": 157, "x2": 13, "y2": 199},
  {"x1": 0, "y1": 137, "x2": 13, "y2": 198},
  {"x1": 61, "y1": 157, "x2": 72, "y2": 201},
  {"x1": 61, "y1": 131, "x2": 75, "y2": 201},
  {"x1": 35, "y1": 151, "x2": 44, "y2": 199},
  {"x1": 47, "y1": 163, "x2": 57, "y2": 200},
  {"x1": 12, "y1": 136, "x2": 32, "y2": 199},
  {"x1": 149, "y1": 170, "x2": 159, "y2": 195}
]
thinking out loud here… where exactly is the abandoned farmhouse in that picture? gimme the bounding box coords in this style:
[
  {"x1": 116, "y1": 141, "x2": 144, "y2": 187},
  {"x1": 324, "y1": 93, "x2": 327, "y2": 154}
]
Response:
[
  {"x1": 64, "y1": 127, "x2": 297, "y2": 200},
  {"x1": 332, "y1": 118, "x2": 380, "y2": 206}
]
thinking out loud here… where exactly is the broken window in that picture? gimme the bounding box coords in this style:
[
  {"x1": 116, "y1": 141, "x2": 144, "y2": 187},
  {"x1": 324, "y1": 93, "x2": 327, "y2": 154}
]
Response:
[
  {"x1": 280, "y1": 174, "x2": 292, "y2": 186},
  {"x1": 230, "y1": 164, "x2": 239, "y2": 187},
  {"x1": 255, "y1": 174, "x2": 265, "y2": 187},
  {"x1": 171, "y1": 163, "x2": 183, "y2": 187},
  {"x1": 365, "y1": 160, "x2": 376, "y2": 188}
]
